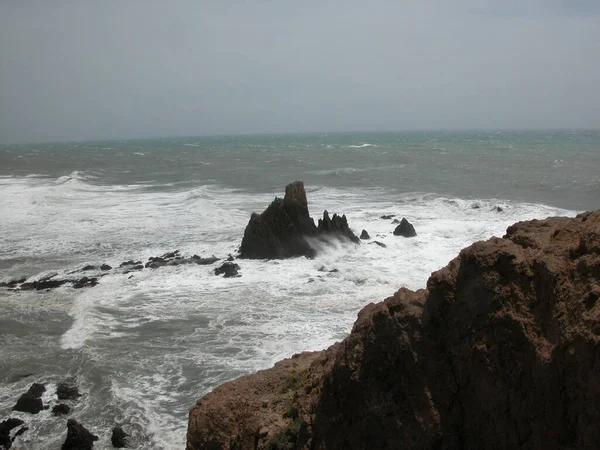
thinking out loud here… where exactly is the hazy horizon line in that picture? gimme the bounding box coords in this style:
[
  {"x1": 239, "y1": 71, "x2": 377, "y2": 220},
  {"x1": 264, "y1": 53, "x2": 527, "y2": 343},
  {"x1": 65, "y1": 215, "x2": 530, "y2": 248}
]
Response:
[{"x1": 2, "y1": 127, "x2": 599, "y2": 147}]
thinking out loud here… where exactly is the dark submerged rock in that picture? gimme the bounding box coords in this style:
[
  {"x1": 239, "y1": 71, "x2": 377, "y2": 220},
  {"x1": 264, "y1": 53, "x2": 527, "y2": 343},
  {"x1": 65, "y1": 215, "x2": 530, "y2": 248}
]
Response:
[
  {"x1": 191, "y1": 255, "x2": 219, "y2": 265},
  {"x1": 380, "y1": 214, "x2": 395, "y2": 220},
  {"x1": 393, "y1": 218, "x2": 417, "y2": 237},
  {"x1": 119, "y1": 260, "x2": 142, "y2": 268},
  {"x1": 20, "y1": 278, "x2": 69, "y2": 291},
  {"x1": 57, "y1": 379, "x2": 82, "y2": 400},
  {"x1": 0, "y1": 277, "x2": 27, "y2": 288},
  {"x1": 73, "y1": 277, "x2": 99, "y2": 289},
  {"x1": 100, "y1": 263, "x2": 112, "y2": 271},
  {"x1": 111, "y1": 426, "x2": 130, "y2": 448},
  {"x1": 391, "y1": 218, "x2": 400, "y2": 224},
  {"x1": 370, "y1": 241, "x2": 387, "y2": 248},
  {"x1": 61, "y1": 419, "x2": 98, "y2": 450},
  {"x1": 360, "y1": 230, "x2": 370, "y2": 240},
  {"x1": 214, "y1": 262, "x2": 241, "y2": 278},
  {"x1": 81, "y1": 265, "x2": 97, "y2": 271},
  {"x1": 52, "y1": 404, "x2": 71, "y2": 415},
  {"x1": 493, "y1": 205, "x2": 504, "y2": 212}
]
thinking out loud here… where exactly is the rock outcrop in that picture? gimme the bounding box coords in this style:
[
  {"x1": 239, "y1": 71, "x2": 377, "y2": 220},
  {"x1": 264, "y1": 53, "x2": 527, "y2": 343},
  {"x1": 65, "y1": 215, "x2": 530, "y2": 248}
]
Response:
[
  {"x1": 239, "y1": 182, "x2": 359, "y2": 259},
  {"x1": 57, "y1": 379, "x2": 82, "y2": 400},
  {"x1": 393, "y1": 217, "x2": 417, "y2": 237},
  {"x1": 0, "y1": 418, "x2": 26, "y2": 450},
  {"x1": 111, "y1": 426, "x2": 130, "y2": 448},
  {"x1": 187, "y1": 210, "x2": 600, "y2": 450},
  {"x1": 12, "y1": 383, "x2": 46, "y2": 414},
  {"x1": 62, "y1": 419, "x2": 98, "y2": 450},
  {"x1": 214, "y1": 262, "x2": 241, "y2": 278}
]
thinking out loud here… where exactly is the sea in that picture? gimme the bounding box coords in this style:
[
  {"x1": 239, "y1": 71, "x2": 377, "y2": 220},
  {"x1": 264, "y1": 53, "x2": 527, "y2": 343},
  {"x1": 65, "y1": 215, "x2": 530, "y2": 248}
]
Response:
[{"x1": 0, "y1": 130, "x2": 598, "y2": 449}]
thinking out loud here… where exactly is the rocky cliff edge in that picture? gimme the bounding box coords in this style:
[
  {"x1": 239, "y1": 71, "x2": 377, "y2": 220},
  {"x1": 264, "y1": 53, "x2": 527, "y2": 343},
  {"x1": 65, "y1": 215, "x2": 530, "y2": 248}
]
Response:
[{"x1": 187, "y1": 210, "x2": 600, "y2": 450}]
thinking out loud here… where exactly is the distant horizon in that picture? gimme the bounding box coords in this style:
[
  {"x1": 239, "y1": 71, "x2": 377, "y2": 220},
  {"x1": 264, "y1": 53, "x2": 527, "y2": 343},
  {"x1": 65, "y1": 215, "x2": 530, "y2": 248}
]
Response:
[{"x1": 3, "y1": 127, "x2": 600, "y2": 147}]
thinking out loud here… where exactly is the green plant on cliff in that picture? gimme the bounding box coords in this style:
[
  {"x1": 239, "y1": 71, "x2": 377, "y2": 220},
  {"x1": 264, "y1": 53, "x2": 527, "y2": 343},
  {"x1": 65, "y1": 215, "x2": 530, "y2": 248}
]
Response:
[{"x1": 264, "y1": 418, "x2": 303, "y2": 450}]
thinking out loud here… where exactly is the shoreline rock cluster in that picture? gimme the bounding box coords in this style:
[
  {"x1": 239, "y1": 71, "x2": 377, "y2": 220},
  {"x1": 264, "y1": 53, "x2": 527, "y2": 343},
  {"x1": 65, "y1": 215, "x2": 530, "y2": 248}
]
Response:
[
  {"x1": 187, "y1": 210, "x2": 600, "y2": 450},
  {"x1": 0, "y1": 250, "x2": 237, "y2": 292},
  {"x1": 4, "y1": 379, "x2": 130, "y2": 449}
]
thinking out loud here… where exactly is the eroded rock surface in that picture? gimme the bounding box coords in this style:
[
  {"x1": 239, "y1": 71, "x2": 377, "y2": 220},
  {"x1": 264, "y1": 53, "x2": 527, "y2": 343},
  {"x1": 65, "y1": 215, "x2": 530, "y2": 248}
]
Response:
[
  {"x1": 188, "y1": 210, "x2": 600, "y2": 450},
  {"x1": 239, "y1": 182, "x2": 359, "y2": 259}
]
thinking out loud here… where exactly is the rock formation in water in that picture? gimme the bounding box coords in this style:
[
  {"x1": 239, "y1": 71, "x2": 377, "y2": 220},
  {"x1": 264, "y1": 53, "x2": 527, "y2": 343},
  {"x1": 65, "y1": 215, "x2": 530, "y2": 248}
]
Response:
[
  {"x1": 61, "y1": 419, "x2": 98, "y2": 450},
  {"x1": 239, "y1": 182, "x2": 359, "y2": 259},
  {"x1": 393, "y1": 217, "x2": 417, "y2": 237},
  {"x1": 12, "y1": 383, "x2": 46, "y2": 414},
  {"x1": 187, "y1": 210, "x2": 600, "y2": 450}
]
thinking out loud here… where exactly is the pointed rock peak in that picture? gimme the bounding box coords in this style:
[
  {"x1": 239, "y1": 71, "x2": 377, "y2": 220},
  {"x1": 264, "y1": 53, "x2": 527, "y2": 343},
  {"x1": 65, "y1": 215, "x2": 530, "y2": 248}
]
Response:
[{"x1": 284, "y1": 181, "x2": 308, "y2": 207}]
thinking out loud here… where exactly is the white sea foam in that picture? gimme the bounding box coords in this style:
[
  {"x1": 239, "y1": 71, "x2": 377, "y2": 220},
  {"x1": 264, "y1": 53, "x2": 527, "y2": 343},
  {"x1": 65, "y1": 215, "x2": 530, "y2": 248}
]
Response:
[
  {"x1": 0, "y1": 175, "x2": 575, "y2": 450},
  {"x1": 348, "y1": 143, "x2": 377, "y2": 148}
]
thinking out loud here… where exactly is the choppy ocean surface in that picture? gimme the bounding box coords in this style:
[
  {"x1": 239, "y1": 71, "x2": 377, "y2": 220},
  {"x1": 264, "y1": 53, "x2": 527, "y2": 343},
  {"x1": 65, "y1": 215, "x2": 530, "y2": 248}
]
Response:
[{"x1": 0, "y1": 130, "x2": 598, "y2": 449}]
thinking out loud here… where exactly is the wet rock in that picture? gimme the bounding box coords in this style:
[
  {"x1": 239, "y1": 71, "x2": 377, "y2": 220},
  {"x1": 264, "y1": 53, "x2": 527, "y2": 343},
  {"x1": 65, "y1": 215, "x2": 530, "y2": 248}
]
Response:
[
  {"x1": 392, "y1": 218, "x2": 400, "y2": 224},
  {"x1": 73, "y1": 277, "x2": 99, "y2": 289},
  {"x1": 61, "y1": 419, "x2": 98, "y2": 450},
  {"x1": 111, "y1": 426, "x2": 130, "y2": 448},
  {"x1": 0, "y1": 277, "x2": 27, "y2": 288},
  {"x1": 52, "y1": 404, "x2": 71, "y2": 415},
  {"x1": 371, "y1": 241, "x2": 387, "y2": 248},
  {"x1": 81, "y1": 265, "x2": 97, "y2": 271},
  {"x1": 20, "y1": 278, "x2": 70, "y2": 291},
  {"x1": 240, "y1": 181, "x2": 318, "y2": 259},
  {"x1": 12, "y1": 426, "x2": 28, "y2": 439},
  {"x1": 393, "y1": 218, "x2": 417, "y2": 237},
  {"x1": 360, "y1": 230, "x2": 370, "y2": 240},
  {"x1": 493, "y1": 205, "x2": 504, "y2": 212},
  {"x1": 471, "y1": 203, "x2": 481, "y2": 209},
  {"x1": 27, "y1": 383, "x2": 46, "y2": 397},
  {"x1": 122, "y1": 265, "x2": 143, "y2": 274},
  {"x1": 12, "y1": 394, "x2": 43, "y2": 414},
  {"x1": 0, "y1": 418, "x2": 25, "y2": 449},
  {"x1": 214, "y1": 262, "x2": 241, "y2": 278},
  {"x1": 226, "y1": 254, "x2": 235, "y2": 262},
  {"x1": 57, "y1": 379, "x2": 82, "y2": 400},
  {"x1": 119, "y1": 260, "x2": 142, "y2": 268},
  {"x1": 317, "y1": 211, "x2": 360, "y2": 243},
  {"x1": 145, "y1": 257, "x2": 167, "y2": 269},
  {"x1": 100, "y1": 264, "x2": 112, "y2": 271},
  {"x1": 240, "y1": 182, "x2": 359, "y2": 259},
  {"x1": 380, "y1": 214, "x2": 395, "y2": 220},
  {"x1": 191, "y1": 255, "x2": 219, "y2": 265}
]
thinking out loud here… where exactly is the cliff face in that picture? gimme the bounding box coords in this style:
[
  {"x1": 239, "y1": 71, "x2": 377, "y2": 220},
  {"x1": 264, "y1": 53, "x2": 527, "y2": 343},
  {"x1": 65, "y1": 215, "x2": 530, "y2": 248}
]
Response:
[{"x1": 188, "y1": 211, "x2": 600, "y2": 450}]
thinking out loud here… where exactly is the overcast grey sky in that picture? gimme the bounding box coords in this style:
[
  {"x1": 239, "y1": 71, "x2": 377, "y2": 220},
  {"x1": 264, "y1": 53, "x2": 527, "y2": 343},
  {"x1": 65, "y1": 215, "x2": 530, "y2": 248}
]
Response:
[{"x1": 1, "y1": 0, "x2": 599, "y2": 143}]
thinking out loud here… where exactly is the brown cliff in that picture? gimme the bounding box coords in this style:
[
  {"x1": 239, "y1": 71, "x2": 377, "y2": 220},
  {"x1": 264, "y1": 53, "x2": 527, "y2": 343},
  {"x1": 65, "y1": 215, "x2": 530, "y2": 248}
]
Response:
[{"x1": 188, "y1": 211, "x2": 600, "y2": 450}]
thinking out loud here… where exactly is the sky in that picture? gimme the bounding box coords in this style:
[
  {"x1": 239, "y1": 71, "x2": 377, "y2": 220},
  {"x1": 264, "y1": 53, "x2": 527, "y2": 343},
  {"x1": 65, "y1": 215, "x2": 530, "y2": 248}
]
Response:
[{"x1": 0, "y1": 0, "x2": 599, "y2": 143}]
